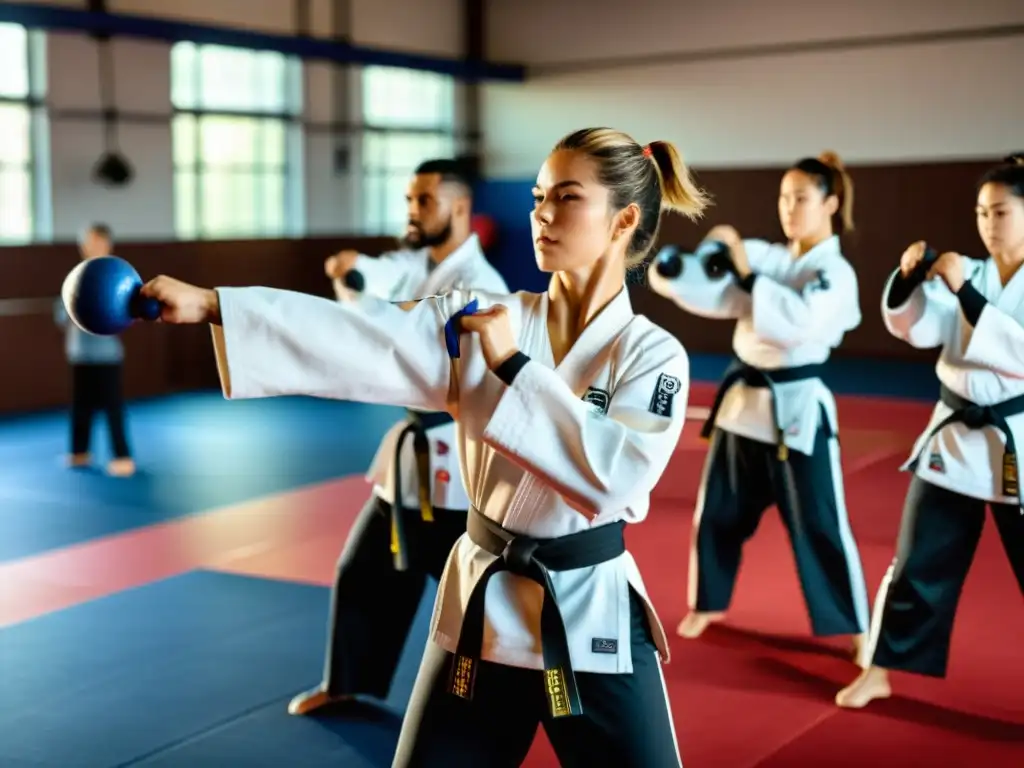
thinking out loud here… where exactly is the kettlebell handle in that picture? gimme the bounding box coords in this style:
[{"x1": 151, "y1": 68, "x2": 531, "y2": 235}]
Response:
[{"x1": 128, "y1": 289, "x2": 162, "y2": 322}]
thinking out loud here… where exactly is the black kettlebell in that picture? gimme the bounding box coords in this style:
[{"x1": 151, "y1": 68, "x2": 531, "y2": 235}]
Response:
[
  {"x1": 343, "y1": 269, "x2": 365, "y2": 292},
  {"x1": 910, "y1": 246, "x2": 939, "y2": 283},
  {"x1": 654, "y1": 240, "x2": 737, "y2": 281},
  {"x1": 700, "y1": 241, "x2": 735, "y2": 279},
  {"x1": 653, "y1": 246, "x2": 684, "y2": 279}
]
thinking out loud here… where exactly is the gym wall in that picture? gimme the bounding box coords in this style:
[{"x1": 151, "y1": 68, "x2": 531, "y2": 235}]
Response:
[
  {"x1": 477, "y1": 0, "x2": 1024, "y2": 359},
  {"x1": 0, "y1": 0, "x2": 472, "y2": 414},
  {"x1": 3, "y1": 0, "x2": 1022, "y2": 415},
  {"x1": 9, "y1": 0, "x2": 466, "y2": 240}
]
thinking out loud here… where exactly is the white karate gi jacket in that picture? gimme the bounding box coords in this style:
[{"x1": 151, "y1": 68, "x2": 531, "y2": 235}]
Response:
[
  {"x1": 335, "y1": 234, "x2": 508, "y2": 510},
  {"x1": 210, "y1": 283, "x2": 689, "y2": 674},
  {"x1": 649, "y1": 236, "x2": 861, "y2": 457}
]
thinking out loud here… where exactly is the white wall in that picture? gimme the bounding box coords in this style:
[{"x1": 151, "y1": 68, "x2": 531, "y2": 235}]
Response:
[
  {"x1": 9, "y1": 0, "x2": 464, "y2": 240},
  {"x1": 482, "y1": 0, "x2": 1024, "y2": 178},
  {"x1": 46, "y1": 34, "x2": 175, "y2": 240}
]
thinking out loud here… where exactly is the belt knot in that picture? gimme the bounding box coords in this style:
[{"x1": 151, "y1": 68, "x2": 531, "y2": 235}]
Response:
[
  {"x1": 503, "y1": 536, "x2": 540, "y2": 574},
  {"x1": 961, "y1": 405, "x2": 991, "y2": 429}
]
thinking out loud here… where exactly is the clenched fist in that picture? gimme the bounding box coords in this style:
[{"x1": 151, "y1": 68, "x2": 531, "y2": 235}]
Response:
[
  {"x1": 899, "y1": 241, "x2": 964, "y2": 292},
  {"x1": 929, "y1": 251, "x2": 965, "y2": 293},
  {"x1": 459, "y1": 305, "x2": 519, "y2": 371},
  {"x1": 898, "y1": 241, "x2": 930, "y2": 277},
  {"x1": 703, "y1": 224, "x2": 750, "y2": 277},
  {"x1": 139, "y1": 276, "x2": 220, "y2": 325},
  {"x1": 325, "y1": 250, "x2": 359, "y2": 279}
]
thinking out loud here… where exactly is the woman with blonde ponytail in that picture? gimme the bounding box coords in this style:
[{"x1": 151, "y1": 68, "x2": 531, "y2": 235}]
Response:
[
  {"x1": 134, "y1": 126, "x2": 706, "y2": 766},
  {"x1": 647, "y1": 150, "x2": 871, "y2": 663}
]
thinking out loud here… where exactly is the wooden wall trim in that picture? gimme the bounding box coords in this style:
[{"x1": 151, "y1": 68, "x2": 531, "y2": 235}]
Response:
[{"x1": 0, "y1": 236, "x2": 396, "y2": 415}]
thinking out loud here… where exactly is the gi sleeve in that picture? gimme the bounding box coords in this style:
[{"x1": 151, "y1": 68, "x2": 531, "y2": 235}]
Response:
[
  {"x1": 481, "y1": 329, "x2": 689, "y2": 519},
  {"x1": 646, "y1": 241, "x2": 757, "y2": 320},
  {"x1": 749, "y1": 258, "x2": 861, "y2": 347},
  {"x1": 333, "y1": 251, "x2": 411, "y2": 302},
  {"x1": 881, "y1": 266, "x2": 959, "y2": 350},
  {"x1": 210, "y1": 286, "x2": 457, "y2": 412},
  {"x1": 961, "y1": 284, "x2": 1024, "y2": 378}
]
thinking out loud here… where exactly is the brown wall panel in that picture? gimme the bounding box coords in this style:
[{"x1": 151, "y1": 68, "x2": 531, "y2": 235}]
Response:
[
  {"x1": 636, "y1": 159, "x2": 992, "y2": 363},
  {"x1": 0, "y1": 236, "x2": 397, "y2": 415},
  {"x1": 0, "y1": 159, "x2": 996, "y2": 416}
]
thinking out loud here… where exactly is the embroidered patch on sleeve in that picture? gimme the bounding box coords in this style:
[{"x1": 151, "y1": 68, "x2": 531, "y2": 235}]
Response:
[
  {"x1": 806, "y1": 269, "x2": 831, "y2": 293},
  {"x1": 649, "y1": 373, "x2": 681, "y2": 417},
  {"x1": 582, "y1": 387, "x2": 610, "y2": 415}
]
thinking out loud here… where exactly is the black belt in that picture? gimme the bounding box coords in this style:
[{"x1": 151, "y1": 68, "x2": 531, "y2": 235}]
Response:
[
  {"x1": 907, "y1": 385, "x2": 1024, "y2": 505},
  {"x1": 449, "y1": 508, "x2": 626, "y2": 718},
  {"x1": 700, "y1": 358, "x2": 826, "y2": 460},
  {"x1": 390, "y1": 410, "x2": 455, "y2": 571}
]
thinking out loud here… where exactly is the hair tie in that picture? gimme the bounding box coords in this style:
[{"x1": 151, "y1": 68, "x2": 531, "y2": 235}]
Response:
[{"x1": 642, "y1": 145, "x2": 653, "y2": 158}]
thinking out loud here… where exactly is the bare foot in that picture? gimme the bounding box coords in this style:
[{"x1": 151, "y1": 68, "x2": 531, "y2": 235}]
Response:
[
  {"x1": 107, "y1": 458, "x2": 136, "y2": 477},
  {"x1": 677, "y1": 611, "x2": 725, "y2": 639},
  {"x1": 835, "y1": 666, "x2": 891, "y2": 709},
  {"x1": 287, "y1": 685, "x2": 354, "y2": 716},
  {"x1": 66, "y1": 453, "x2": 91, "y2": 468}
]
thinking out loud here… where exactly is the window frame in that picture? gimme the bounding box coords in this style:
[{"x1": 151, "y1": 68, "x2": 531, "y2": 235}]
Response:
[
  {"x1": 358, "y1": 65, "x2": 460, "y2": 237},
  {"x1": 0, "y1": 22, "x2": 48, "y2": 245},
  {"x1": 170, "y1": 41, "x2": 304, "y2": 241}
]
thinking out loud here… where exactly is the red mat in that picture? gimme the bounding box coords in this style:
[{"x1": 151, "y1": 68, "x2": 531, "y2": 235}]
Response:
[
  {"x1": 521, "y1": 392, "x2": 1024, "y2": 767},
  {"x1": 14, "y1": 390, "x2": 1017, "y2": 766}
]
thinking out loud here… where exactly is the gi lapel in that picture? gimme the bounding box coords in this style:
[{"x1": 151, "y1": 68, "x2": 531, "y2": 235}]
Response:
[
  {"x1": 419, "y1": 235, "x2": 482, "y2": 297},
  {"x1": 500, "y1": 287, "x2": 636, "y2": 531},
  {"x1": 551, "y1": 287, "x2": 635, "y2": 397},
  {"x1": 995, "y1": 257, "x2": 1024, "y2": 312}
]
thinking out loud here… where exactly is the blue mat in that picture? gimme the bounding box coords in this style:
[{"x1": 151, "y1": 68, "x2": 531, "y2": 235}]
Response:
[
  {"x1": 0, "y1": 394, "x2": 403, "y2": 562},
  {"x1": 0, "y1": 570, "x2": 434, "y2": 767},
  {"x1": 0, "y1": 357, "x2": 938, "y2": 563}
]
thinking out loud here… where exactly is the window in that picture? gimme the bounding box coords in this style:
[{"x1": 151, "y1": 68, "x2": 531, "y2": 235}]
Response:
[
  {"x1": 171, "y1": 42, "x2": 303, "y2": 240},
  {"x1": 360, "y1": 66, "x2": 457, "y2": 235},
  {"x1": 0, "y1": 22, "x2": 40, "y2": 244}
]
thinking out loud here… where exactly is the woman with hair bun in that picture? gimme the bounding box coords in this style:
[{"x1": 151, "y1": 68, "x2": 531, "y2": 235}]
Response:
[
  {"x1": 647, "y1": 151, "x2": 870, "y2": 662},
  {"x1": 836, "y1": 152, "x2": 1024, "y2": 709}
]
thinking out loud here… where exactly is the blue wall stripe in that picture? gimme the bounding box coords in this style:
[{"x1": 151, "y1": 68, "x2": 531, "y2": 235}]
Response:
[
  {"x1": 472, "y1": 178, "x2": 545, "y2": 292},
  {"x1": 0, "y1": 2, "x2": 526, "y2": 82}
]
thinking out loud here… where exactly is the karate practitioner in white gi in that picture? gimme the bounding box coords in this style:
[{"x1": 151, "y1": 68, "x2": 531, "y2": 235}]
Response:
[
  {"x1": 138, "y1": 127, "x2": 709, "y2": 767},
  {"x1": 648, "y1": 152, "x2": 870, "y2": 661},
  {"x1": 289, "y1": 158, "x2": 508, "y2": 716},
  {"x1": 838, "y1": 154, "x2": 1024, "y2": 708}
]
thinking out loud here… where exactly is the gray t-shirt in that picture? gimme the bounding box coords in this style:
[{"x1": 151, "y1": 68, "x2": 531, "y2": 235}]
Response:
[{"x1": 54, "y1": 298, "x2": 124, "y2": 364}]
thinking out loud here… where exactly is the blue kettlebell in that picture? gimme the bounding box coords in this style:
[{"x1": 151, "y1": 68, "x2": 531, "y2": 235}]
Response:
[{"x1": 61, "y1": 256, "x2": 162, "y2": 336}]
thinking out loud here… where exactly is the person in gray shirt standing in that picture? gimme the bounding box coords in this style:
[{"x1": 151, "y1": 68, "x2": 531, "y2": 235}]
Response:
[{"x1": 53, "y1": 223, "x2": 136, "y2": 477}]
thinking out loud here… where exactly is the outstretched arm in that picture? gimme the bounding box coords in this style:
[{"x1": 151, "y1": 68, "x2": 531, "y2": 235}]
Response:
[
  {"x1": 481, "y1": 326, "x2": 689, "y2": 520},
  {"x1": 334, "y1": 252, "x2": 415, "y2": 302},
  {"x1": 211, "y1": 287, "x2": 457, "y2": 410},
  {"x1": 647, "y1": 241, "x2": 754, "y2": 320},
  {"x1": 140, "y1": 276, "x2": 462, "y2": 412}
]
